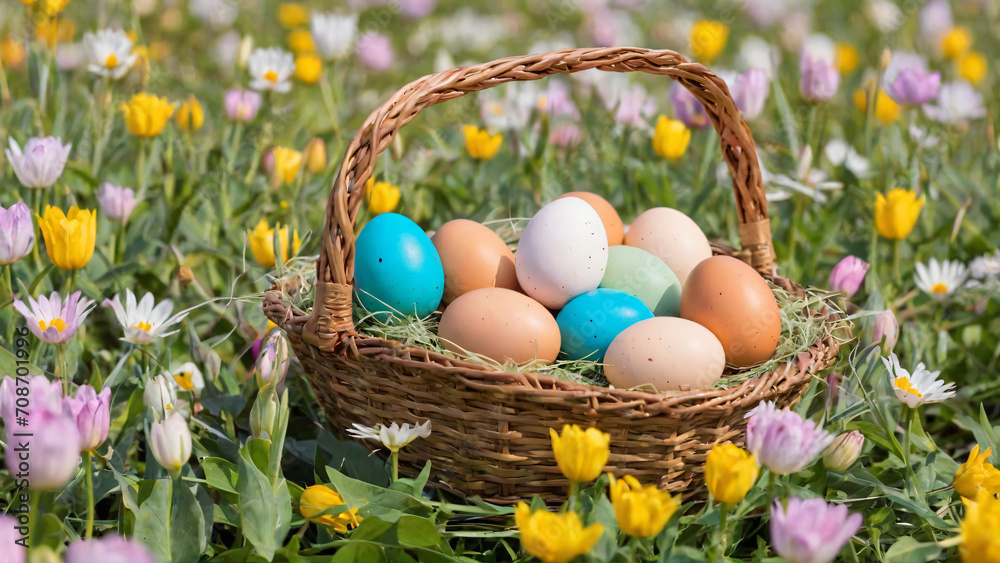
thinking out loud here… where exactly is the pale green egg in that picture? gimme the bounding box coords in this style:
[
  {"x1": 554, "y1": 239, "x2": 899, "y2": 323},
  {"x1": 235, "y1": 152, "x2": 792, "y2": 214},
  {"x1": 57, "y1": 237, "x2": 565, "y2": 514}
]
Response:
[{"x1": 599, "y1": 246, "x2": 682, "y2": 317}]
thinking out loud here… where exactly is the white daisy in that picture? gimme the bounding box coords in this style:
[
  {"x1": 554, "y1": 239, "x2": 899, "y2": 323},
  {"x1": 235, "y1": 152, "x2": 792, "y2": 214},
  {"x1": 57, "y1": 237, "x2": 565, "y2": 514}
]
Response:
[
  {"x1": 82, "y1": 28, "x2": 138, "y2": 80},
  {"x1": 171, "y1": 362, "x2": 205, "y2": 395},
  {"x1": 914, "y1": 258, "x2": 969, "y2": 300},
  {"x1": 310, "y1": 12, "x2": 357, "y2": 60},
  {"x1": 970, "y1": 251, "x2": 1000, "y2": 279},
  {"x1": 106, "y1": 289, "x2": 188, "y2": 345},
  {"x1": 882, "y1": 353, "x2": 955, "y2": 408},
  {"x1": 346, "y1": 420, "x2": 432, "y2": 453},
  {"x1": 247, "y1": 47, "x2": 295, "y2": 93}
]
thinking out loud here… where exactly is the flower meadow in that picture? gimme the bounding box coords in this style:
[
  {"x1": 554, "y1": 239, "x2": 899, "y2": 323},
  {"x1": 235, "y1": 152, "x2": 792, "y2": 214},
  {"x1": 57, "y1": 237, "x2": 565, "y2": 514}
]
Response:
[{"x1": 0, "y1": 0, "x2": 999, "y2": 562}]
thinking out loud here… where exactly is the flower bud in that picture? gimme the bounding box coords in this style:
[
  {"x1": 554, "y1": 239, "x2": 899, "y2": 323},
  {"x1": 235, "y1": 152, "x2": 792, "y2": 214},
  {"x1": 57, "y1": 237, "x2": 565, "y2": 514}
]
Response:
[
  {"x1": 828, "y1": 255, "x2": 869, "y2": 297},
  {"x1": 175, "y1": 94, "x2": 205, "y2": 131},
  {"x1": 303, "y1": 137, "x2": 327, "y2": 175},
  {"x1": 143, "y1": 374, "x2": 181, "y2": 420},
  {"x1": 823, "y1": 430, "x2": 864, "y2": 471},
  {"x1": 177, "y1": 265, "x2": 194, "y2": 287},
  {"x1": 256, "y1": 330, "x2": 290, "y2": 391},
  {"x1": 872, "y1": 310, "x2": 899, "y2": 352},
  {"x1": 250, "y1": 388, "x2": 280, "y2": 440},
  {"x1": 63, "y1": 385, "x2": 111, "y2": 452},
  {"x1": 6, "y1": 408, "x2": 81, "y2": 490},
  {"x1": 150, "y1": 413, "x2": 192, "y2": 479},
  {"x1": 237, "y1": 34, "x2": 254, "y2": 69}
]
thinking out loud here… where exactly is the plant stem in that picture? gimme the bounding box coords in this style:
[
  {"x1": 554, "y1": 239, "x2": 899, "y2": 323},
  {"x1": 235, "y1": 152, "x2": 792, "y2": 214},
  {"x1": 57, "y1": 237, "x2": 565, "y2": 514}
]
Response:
[
  {"x1": 390, "y1": 450, "x2": 399, "y2": 483},
  {"x1": 566, "y1": 481, "x2": 579, "y2": 513},
  {"x1": 901, "y1": 406, "x2": 925, "y2": 498},
  {"x1": 84, "y1": 450, "x2": 94, "y2": 538},
  {"x1": 712, "y1": 504, "x2": 731, "y2": 563},
  {"x1": 893, "y1": 239, "x2": 902, "y2": 288},
  {"x1": 2, "y1": 264, "x2": 12, "y2": 300},
  {"x1": 136, "y1": 140, "x2": 149, "y2": 203},
  {"x1": 28, "y1": 489, "x2": 41, "y2": 549},
  {"x1": 57, "y1": 342, "x2": 68, "y2": 394},
  {"x1": 31, "y1": 190, "x2": 42, "y2": 268}
]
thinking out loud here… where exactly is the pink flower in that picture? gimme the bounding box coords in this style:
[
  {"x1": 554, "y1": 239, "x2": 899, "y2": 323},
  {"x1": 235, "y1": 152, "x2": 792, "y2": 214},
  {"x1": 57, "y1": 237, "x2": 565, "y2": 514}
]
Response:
[
  {"x1": 745, "y1": 401, "x2": 834, "y2": 475},
  {"x1": 732, "y1": 68, "x2": 770, "y2": 120},
  {"x1": 63, "y1": 385, "x2": 111, "y2": 452},
  {"x1": 357, "y1": 32, "x2": 394, "y2": 71},
  {"x1": 872, "y1": 310, "x2": 899, "y2": 352},
  {"x1": 4, "y1": 136, "x2": 73, "y2": 189},
  {"x1": 0, "y1": 375, "x2": 63, "y2": 426},
  {"x1": 828, "y1": 256, "x2": 869, "y2": 297},
  {"x1": 65, "y1": 535, "x2": 158, "y2": 563},
  {"x1": 799, "y1": 55, "x2": 839, "y2": 102},
  {"x1": 224, "y1": 88, "x2": 262, "y2": 123},
  {"x1": 549, "y1": 124, "x2": 583, "y2": 148},
  {"x1": 96, "y1": 183, "x2": 138, "y2": 225},
  {"x1": 399, "y1": 0, "x2": 436, "y2": 19},
  {"x1": 13, "y1": 291, "x2": 96, "y2": 344},
  {"x1": 669, "y1": 83, "x2": 709, "y2": 128},
  {"x1": 0, "y1": 515, "x2": 26, "y2": 563},
  {"x1": 5, "y1": 407, "x2": 81, "y2": 490},
  {"x1": 883, "y1": 52, "x2": 940, "y2": 106},
  {"x1": 0, "y1": 201, "x2": 35, "y2": 266},
  {"x1": 771, "y1": 497, "x2": 862, "y2": 563}
]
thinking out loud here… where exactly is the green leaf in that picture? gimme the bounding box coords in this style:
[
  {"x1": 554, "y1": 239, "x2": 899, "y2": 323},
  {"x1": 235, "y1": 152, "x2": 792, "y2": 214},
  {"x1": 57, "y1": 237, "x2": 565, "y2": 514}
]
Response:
[
  {"x1": 132, "y1": 479, "x2": 206, "y2": 563},
  {"x1": 330, "y1": 542, "x2": 387, "y2": 563},
  {"x1": 202, "y1": 457, "x2": 239, "y2": 494},
  {"x1": 883, "y1": 537, "x2": 943, "y2": 563},
  {"x1": 237, "y1": 443, "x2": 293, "y2": 561},
  {"x1": 396, "y1": 515, "x2": 442, "y2": 548}
]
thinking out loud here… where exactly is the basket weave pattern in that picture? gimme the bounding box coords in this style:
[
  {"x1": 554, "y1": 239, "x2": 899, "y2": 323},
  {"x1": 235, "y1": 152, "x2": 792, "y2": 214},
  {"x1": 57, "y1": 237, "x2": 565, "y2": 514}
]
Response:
[{"x1": 264, "y1": 47, "x2": 841, "y2": 504}]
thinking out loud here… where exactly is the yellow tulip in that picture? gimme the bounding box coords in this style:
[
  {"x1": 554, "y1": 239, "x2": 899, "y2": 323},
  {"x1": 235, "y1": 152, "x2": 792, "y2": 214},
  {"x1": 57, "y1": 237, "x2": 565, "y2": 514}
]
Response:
[
  {"x1": 550, "y1": 424, "x2": 610, "y2": 484},
  {"x1": 854, "y1": 89, "x2": 900, "y2": 125},
  {"x1": 514, "y1": 502, "x2": 603, "y2": 563},
  {"x1": 462, "y1": 125, "x2": 503, "y2": 160},
  {"x1": 608, "y1": 474, "x2": 679, "y2": 538},
  {"x1": 835, "y1": 43, "x2": 859, "y2": 74},
  {"x1": 958, "y1": 52, "x2": 987, "y2": 86},
  {"x1": 652, "y1": 115, "x2": 691, "y2": 160},
  {"x1": 689, "y1": 20, "x2": 728, "y2": 63},
  {"x1": 175, "y1": 94, "x2": 204, "y2": 132},
  {"x1": 120, "y1": 93, "x2": 175, "y2": 138},
  {"x1": 960, "y1": 490, "x2": 1000, "y2": 563},
  {"x1": 38, "y1": 206, "x2": 97, "y2": 270},
  {"x1": 874, "y1": 188, "x2": 924, "y2": 240},
  {"x1": 277, "y1": 3, "x2": 309, "y2": 28},
  {"x1": 288, "y1": 29, "x2": 315, "y2": 54},
  {"x1": 941, "y1": 27, "x2": 972, "y2": 60},
  {"x1": 294, "y1": 54, "x2": 323, "y2": 84},
  {"x1": 365, "y1": 177, "x2": 401, "y2": 215},
  {"x1": 303, "y1": 138, "x2": 327, "y2": 175},
  {"x1": 704, "y1": 443, "x2": 760, "y2": 505},
  {"x1": 299, "y1": 485, "x2": 361, "y2": 533},
  {"x1": 954, "y1": 445, "x2": 1000, "y2": 500},
  {"x1": 19, "y1": 0, "x2": 70, "y2": 16},
  {"x1": 35, "y1": 17, "x2": 76, "y2": 48},
  {"x1": 270, "y1": 147, "x2": 303, "y2": 186},
  {"x1": 1, "y1": 38, "x2": 26, "y2": 69},
  {"x1": 247, "y1": 220, "x2": 301, "y2": 268}
]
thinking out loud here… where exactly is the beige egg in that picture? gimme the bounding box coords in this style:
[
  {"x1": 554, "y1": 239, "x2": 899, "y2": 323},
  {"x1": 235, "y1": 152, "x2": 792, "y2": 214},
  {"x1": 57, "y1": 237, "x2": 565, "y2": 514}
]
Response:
[
  {"x1": 604, "y1": 317, "x2": 726, "y2": 391},
  {"x1": 431, "y1": 219, "x2": 521, "y2": 304},
  {"x1": 623, "y1": 207, "x2": 712, "y2": 284},
  {"x1": 556, "y1": 192, "x2": 624, "y2": 246},
  {"x1": 438, "y1": 288, "x2": 561, "y2": 365},
  {"x1": 680, "y1": 256, "x2": 781, "y2": 368}
]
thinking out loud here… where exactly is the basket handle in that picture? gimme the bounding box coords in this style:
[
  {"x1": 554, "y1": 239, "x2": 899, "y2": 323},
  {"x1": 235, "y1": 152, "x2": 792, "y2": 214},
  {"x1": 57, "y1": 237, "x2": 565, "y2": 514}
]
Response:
[{"x1": 304, "y1": 47, "x2": 773, "y2": 351}]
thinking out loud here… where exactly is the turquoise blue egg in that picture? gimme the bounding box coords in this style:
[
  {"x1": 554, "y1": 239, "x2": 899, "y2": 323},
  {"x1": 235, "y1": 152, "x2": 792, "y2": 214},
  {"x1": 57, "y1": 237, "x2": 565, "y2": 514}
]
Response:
[
  {"x1": 556, "y1": 288, "x2": 653, "y2": 362},
  {"x1": 354, "y1": 213, "x2": 444, "y2": 321}
]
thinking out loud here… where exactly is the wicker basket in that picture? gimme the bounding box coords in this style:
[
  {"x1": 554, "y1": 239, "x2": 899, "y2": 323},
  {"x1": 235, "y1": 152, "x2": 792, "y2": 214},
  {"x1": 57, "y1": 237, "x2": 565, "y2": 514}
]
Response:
[{"x1": 264, "y1": 47, "x2": 841, "y2": 504}]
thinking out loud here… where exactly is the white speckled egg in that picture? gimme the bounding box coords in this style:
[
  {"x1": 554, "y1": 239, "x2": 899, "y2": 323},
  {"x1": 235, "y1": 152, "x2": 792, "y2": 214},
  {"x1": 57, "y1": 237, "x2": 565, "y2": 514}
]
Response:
[
  {"x1": 515, "y1": 197, "x2": 609, "y2": 309},
  {"x1": 604, "y1": 317, "x2": 726, "y2": 391}
]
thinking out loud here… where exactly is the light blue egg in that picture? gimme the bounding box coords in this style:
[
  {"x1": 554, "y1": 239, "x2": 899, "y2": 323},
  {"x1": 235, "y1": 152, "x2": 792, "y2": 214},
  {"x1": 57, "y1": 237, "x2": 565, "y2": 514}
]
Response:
[
  {"x1": 354, "y1": 213, "x2": 444, "y2": 321},
  {"x1": 556, "y1": 288, "x2": 653, "y2": 362}
]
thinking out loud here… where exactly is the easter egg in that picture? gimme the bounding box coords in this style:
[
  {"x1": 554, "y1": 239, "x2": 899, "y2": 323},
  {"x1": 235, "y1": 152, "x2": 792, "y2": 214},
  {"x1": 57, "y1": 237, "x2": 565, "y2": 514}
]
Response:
[
  {"x1": 623, "y1": 207, "x2": 712, "y2": 284},
  {"x1": 599, "y1": 246, "x2": 682, "y2": 316},
  {"x1": 438, "y1": 288, "x2": 561, "y2": 365},
  {"x1": 555, "y1": 192, "x2": 624, "y2": 246},
  {"x1": 556, "y1": 289, "x2": 653, "y2": 362},
  {"x1": 680, "y1": 256, "x2": 781, "y2": 367},
  {"x1": 515, "y1": 197, "x2": 609, "y2": 310},
  {"x1": 604, "y1": 317, "x2": 726, "y2": 391},
  {"x1": 354, "y1": 213, "x2": 444, "y2": 320},
  {"x1": 431, "y1": 219, "x2": 520, "y2": 304}
]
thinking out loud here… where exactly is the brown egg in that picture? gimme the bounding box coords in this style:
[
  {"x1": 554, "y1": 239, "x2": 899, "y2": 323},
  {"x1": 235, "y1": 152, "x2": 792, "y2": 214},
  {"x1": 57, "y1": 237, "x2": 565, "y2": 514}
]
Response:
[
  {"x1": 556, "y1": 192, "x2": 624, "y2": 246},
  {"x1": 438, "y1": 288, "x2": 561, "y2": 365},
  {"x1": 431, "y1": 219, "x2": 521, "y2": 304},
  {"x1": 680, "y1": 256, "x2": 782, "y2": 367}
]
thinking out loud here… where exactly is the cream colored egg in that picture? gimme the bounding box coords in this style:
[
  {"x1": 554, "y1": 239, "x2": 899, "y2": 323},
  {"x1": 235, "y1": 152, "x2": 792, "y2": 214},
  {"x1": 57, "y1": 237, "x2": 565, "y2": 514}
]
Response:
[
  {"x1": 604, "y1": 317, "x2": 726, "y2": 391},
  {"x1": 623, "y1": 207, "x2": 712, "y2": 284}
]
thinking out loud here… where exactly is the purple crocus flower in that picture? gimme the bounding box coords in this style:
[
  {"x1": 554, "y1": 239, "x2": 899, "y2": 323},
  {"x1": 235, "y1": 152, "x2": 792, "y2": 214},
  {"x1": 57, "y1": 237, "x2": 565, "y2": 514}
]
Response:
[
  {"x1": 13, "y1": 291, "x2": 96, "y2": 345},
  {"x1": 799, "y1": 55, "x2": 839, "y2": 102},
  {"x1": 883, "y1": 52, "x2": 940, "y2": 106},
  {"x1": 65, "y1": 534, "x2": 158, "y2": 563},
  {"x1": 96, "y1": 183, "x2": 139, "y2": 225},
  {"x1": 733, "y1": 68, "x2": 770, "y2": 120},
  {"x1": 923, "y1": 80, "x2": 986, "y2": 124},
  {"x1": 5, "y1": 407, "x2": 80, "y2": 490},
  {"x1": 224, "y1": 88, "x2": 263, "y2": 123},
  {"x1": 0, "y1": 515, "x2": 26, "y2": 563},
  {"x1": 669, "y1": 82, "x2": 710, "y2": 128},
  {"x1": 356, "y1": 32, "x2": 394, "y2": 71},
  {"x1": 770, "y1": 497, "x2": 863, "y2": 563},
  {"x1": 745, "y1": 400, "x2": 834, "y2": 475},
  {"x1": 828, "y1": 255, "x2": 869, "y2": 297},
  {"x1": 0, "y1": 201, "x2": 35, "y2": 266},
  {"x1": 4, "y1": 136, "x2": 73, "y2": 189},
  {"x1": 63, "y1": 385, "x2": 111, "y2": 451}
]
